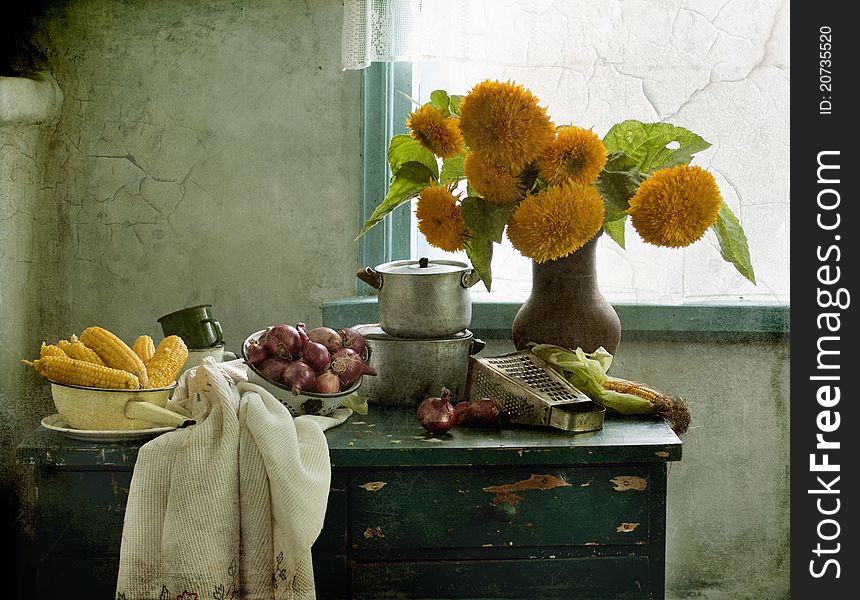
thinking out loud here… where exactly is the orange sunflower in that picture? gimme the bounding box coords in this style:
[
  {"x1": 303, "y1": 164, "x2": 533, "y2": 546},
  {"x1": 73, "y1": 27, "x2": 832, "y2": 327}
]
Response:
[
  {"x1": 627, "y1": 164, "x2": 722, "y2": 248},
  {"x1": 463, "y1": 152, "x2": 524, "y2": 204},
  {"x1": 538, "y1": 126, "x2": 607, "y2": 185},
  {"x1": 457, "y1": 80, "x2": 555, "y2": 174},
  {"x1": 416, "y1": 184, "x2": 470, "y2": 252},
  {"x1": 406, "y1": 104, "x2": 463, "y2": 159},
  {"x1": 506, "y1": 181, "x2": 605, "y2": 263}
]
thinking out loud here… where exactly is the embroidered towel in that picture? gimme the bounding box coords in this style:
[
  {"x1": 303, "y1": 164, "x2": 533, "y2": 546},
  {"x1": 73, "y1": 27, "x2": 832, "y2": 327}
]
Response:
[{"x1": 116, "y1": 357, "x2": 351, "y2": 600}]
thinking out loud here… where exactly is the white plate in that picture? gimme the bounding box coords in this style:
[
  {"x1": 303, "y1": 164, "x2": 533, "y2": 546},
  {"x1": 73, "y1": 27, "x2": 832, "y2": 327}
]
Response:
[{"x1": 40, "y1": 414, "x2": 175, "y2": 442}]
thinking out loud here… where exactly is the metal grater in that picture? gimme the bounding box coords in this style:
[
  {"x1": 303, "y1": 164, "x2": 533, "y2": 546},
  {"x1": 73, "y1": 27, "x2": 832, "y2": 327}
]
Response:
[{"x1": 465, "y1": 351, "x2": 605, "y2": 433}]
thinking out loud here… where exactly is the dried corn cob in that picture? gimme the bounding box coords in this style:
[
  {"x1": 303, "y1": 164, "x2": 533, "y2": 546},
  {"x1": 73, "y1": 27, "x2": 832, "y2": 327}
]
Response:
[
  {"x1": 132, "y1": 334, "x2": 156, "y2": 363},
  {"x1": 145, "y1": 335, "x2": 188, "y2": 388},
  {"x1": 531, "y1": 344, "x2": 691, "y2": 435},
  {"x1": 79, "y1": 326, "x2": 149, "y2": 387},
  {"x1": 39, "y1": 343, "x2": 67, "y2": 359},
  {"x1": 602, "y1": 378, "x2": 666, "y2": 403},
  {"x1": 57, "y1": 334, "x2": 107, "y2": 365},
  {"x1": 23, "y1": 355, "x2": 140, "y2": 389},
  {"x1": 602, "y1": 378, "x2": 691, "y2": 435}
]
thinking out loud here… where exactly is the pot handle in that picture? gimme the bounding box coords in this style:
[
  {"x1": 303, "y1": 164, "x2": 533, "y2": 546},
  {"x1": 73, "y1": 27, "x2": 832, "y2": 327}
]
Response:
[
  {"x1": 356, "y1": 267, "x2": 383, "y2": 290},
  {"x1": 470, "y1": 338, "x2": 486, "y2": 355},
  {"x1": 461, "y1": 268, "x2": 482, "y2": 289},
  {"x1": 124, "y1": 399, "x2": 196, "y2": 428}
]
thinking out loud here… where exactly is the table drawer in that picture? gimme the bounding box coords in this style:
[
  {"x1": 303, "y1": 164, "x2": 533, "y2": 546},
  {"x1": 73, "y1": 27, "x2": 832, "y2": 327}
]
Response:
[
  {"x1": 349, "y1": 466, "x2": 650, "y2": 552},
  {"x1": 350, "y1": 556, "x2": 652, "y2": 599}
]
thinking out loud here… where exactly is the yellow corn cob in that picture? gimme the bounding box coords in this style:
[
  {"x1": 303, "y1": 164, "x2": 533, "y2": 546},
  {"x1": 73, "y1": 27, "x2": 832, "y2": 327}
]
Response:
[
  {"x1": 79, "y1": 326, "x2": 149, "y2": 387},
  {"x1": 132, "y1": 334, "x2": 156, "y2": 363},
  {"x1": 145, "y1": 335, "x2": 189, "y2": 388},
  {"x1": 57, "y1": 334, "x2": 107, "y2": 365},
  {"x1": 39, "y1": 343, "x2": 67, "y2": 358},
  {"x1": 24, "y1": 355, "x2": 140, "y2": 389},
  {"x1": 601, "y1": 378, "x2": 667, "y2": 404}
]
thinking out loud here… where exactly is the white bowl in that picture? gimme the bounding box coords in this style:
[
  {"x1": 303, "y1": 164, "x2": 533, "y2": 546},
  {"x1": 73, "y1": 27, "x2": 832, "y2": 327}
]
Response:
[{"x1": 241, "y1": 329, "x2": 365, "y2": 416}]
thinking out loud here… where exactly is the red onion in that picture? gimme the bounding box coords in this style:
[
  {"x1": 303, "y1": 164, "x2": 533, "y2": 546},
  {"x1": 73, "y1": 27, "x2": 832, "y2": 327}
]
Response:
[
  {"x1": 245, "y1": 339, "x2": 269, "y2": 366},
  {"x1": 329, "y1": 347, "x2": 377, "y2": 387},
  {"x1": 259, "y1": 357, "x2": 289, "y2": 382},
  {"x1": 338, "y1": 326, "x2": 366, "y2": 358},
  {"x1": 417, "y1": 388, "x2": 457, "y2": 434},
  {"x1": 302, "y1": 339, "x2": 331, "y2": 373},
  {"x1": 452, "y1": 398, "x2": 500, "y2": 427},
  {"x1": 264, "y1": 324, "x2": 302, "y2": 360},
  {"x1": 295, "y1": 322, "x2": 310, "y2": 345},
  {"x1": 312, "y1": 370, "x2": 341, "y2": 394},
  {"x1": 307, "y1": 326, "x2": 343, "y2": 352},
  {"x1": 283, "y1": 360, "x2": 316, "y2": 396}
]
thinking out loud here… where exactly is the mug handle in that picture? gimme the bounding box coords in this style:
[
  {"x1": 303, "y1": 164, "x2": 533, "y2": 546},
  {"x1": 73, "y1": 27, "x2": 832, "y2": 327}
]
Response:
[{"x1": 202, "y1": 318, "x2": 223, "y2": 345}]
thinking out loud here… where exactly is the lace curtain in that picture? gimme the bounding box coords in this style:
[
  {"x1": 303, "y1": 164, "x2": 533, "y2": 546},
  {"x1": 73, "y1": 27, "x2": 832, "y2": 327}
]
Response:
[{"x1": 342, "y1": 0, "x2": 486, "y2": 70}]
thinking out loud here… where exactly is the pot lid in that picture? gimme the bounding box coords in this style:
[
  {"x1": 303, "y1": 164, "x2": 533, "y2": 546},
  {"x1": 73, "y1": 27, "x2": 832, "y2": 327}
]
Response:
[
  {"x1": 375, "y1": 257, "x2": 468, "y2": 276},
  {"x1": 354, "y1": 323, "x2": 473, "y2": 342}
]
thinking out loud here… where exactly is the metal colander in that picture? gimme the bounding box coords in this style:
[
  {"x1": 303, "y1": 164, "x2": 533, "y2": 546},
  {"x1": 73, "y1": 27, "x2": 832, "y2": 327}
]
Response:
[{"x1": 465, "y1": 351, "x2": 605, "y2": 432}]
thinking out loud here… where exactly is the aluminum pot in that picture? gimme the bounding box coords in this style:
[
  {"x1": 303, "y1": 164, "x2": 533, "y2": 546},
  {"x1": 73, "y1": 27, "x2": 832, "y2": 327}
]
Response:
[
  {"x1": 357, "y1": 257, "x2": 482, "y2": 338},
  {"x1": 355, "y1": 324, "x2": 485, "y2": 406}
]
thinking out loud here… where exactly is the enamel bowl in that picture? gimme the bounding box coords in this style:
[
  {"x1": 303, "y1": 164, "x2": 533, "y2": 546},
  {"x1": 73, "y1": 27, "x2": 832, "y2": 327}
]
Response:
[{"x1": 241, "y1": 329, "x2": 366, "y2": 416}]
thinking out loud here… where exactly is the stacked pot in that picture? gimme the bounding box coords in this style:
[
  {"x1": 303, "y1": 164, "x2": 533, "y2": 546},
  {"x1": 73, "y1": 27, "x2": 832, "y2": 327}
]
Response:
[{"x1": 355, "y1": 258, "x2": 485, "y2": 406}]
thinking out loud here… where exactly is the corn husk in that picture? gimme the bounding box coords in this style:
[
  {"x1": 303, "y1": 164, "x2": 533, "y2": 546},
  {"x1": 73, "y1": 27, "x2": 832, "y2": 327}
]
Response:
[{"x1": 531, "y1": 344, "x2": 690, "y2": 434}]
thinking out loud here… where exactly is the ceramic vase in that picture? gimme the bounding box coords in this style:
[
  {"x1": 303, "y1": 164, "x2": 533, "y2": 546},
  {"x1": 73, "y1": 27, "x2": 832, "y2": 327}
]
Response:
[{"x1": 511, "y1": 236, "x2": 621, "y2": 355}]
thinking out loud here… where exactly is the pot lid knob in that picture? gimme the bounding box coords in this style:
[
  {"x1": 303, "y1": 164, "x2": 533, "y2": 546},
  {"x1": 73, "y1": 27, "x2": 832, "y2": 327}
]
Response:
[{"x1": 418, "y1": 257, "x2": 430, "y2": 268}]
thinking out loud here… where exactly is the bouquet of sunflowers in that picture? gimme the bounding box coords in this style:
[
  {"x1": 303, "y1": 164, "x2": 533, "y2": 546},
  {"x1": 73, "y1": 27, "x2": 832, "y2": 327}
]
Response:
[{"x1": 357, "y1": 79, "x2": 754, "y2": 291}]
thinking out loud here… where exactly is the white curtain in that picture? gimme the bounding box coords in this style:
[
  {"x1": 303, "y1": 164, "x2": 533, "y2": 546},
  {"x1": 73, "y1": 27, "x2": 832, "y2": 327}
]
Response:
[{"x1": 342, "y1": 0, "x2": 486, "y2": 70}]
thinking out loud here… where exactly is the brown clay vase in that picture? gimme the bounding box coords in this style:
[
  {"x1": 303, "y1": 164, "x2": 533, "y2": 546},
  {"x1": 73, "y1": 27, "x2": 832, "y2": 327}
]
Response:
[{"x1": 511, "y1": 236, "x2": 621, "y2": 354}]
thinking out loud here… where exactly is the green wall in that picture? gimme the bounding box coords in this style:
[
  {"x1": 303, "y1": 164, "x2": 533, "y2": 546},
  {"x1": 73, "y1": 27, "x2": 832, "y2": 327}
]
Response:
[{"x1": 0, "y1": 1, "x2": 788, "y2": 599}]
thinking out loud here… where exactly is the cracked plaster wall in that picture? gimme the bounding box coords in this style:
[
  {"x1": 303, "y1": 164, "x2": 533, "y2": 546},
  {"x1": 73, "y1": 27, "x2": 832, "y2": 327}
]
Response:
[
  {"x1": 32, "y1": 0, "x2": 361, "y2": 349},
  {"x1": 2, "y1": 1, "x2": 787, "y2": 599},
  {"x1": 417, "y1": 0, "x2": 790, "y2": 302}
]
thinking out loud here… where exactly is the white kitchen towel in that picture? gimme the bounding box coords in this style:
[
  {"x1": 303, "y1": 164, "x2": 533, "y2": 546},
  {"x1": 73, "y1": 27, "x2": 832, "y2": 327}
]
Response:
[{"x1": 116, "y1": 357, "x2": 351, "y2": 600}]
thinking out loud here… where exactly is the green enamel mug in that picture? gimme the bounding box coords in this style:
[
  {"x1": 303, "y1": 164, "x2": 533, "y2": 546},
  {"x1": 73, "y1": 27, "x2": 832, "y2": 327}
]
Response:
[{"x1": 157, "y1": 304, "x2": 223, "y2": 349}]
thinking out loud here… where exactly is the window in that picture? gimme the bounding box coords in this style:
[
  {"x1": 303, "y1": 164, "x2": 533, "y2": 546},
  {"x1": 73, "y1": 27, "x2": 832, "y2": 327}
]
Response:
[{"x1": 350, "y1": 1, "x2": 789, "y2": 306}]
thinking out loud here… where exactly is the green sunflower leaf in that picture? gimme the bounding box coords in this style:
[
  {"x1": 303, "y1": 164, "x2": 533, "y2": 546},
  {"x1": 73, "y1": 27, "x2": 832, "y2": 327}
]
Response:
[
  {"x1": 441, "y1": 150, "x2": 466, "y2": 183},
  {"x1": 711, "y1": 200, "x2": 756, "y2": 284},
  {"x1": 603, "y1": 120, "x2": 712, "y2": 173},
  {"x1": 449, "y1": 94, "x2": 465, "y2": 115},
  {"x1": 388, "y1": 134, "x2": 440, "y2": 179},
  {"x1": 596, "y1": 151, "x2": 643, "y2": 222},
  {"x1": 460, "y1": 196, "x2": 514, "y2": 243},
  {"x1": 603, "y1": 217, "x2": 626, "y2": 249},
  {"x1": 430, "y1": 90, "x2": 451, "y2": 116},
  {"x1": 465, "y1": 235, "x2": 493, "y2": 292},
  {"x1": 356, "y1": 161, "x2": 434, "y2": 239}
]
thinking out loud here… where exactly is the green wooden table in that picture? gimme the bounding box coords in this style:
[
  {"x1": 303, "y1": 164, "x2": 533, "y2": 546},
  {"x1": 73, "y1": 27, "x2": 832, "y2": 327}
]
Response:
[{"x1": 17, "y1": 407, "x2": 681, "y2": 599}]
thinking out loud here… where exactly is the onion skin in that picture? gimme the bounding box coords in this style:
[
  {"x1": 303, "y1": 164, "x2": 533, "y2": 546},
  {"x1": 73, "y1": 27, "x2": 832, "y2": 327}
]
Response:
[
  {"x1": 302, "y1": 339, "x2": 331, "y2": 373},
  {"x1": 245, "y1": 339, "x2": 269, "y2": 366},
  {"x1": 307, "y1": 327, "x2": 343, "y2": 352},
  {"x1": 452, "y1": 398, "x2": 500, "y2": 427},
  {"x1": 417, "y1": 387, "x2": 457, "y2": 435},
  {"x1": 329, "y1": 347, "x2": 377, "y2": 387},
  {"x1": 264, "y1": 324, "x2": 302, "y2": 360},
  {"x1": 312, "y1": 370, "x2": 341, "y2": 394},
  {"x1": 283, "y1": 360, "x2": 316, "y2": 396},
  {"x1": 338, "y1": 327, "x2": 366, "y2": 358},
  {"x1": 259, "y1": 357, "x2": 290, "y2": 383}
]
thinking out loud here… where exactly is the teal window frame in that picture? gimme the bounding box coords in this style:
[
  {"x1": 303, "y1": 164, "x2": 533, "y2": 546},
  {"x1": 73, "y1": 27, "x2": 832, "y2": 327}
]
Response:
[{"x1": 325, "y1": 63, "x2": 789, "y2": 341}]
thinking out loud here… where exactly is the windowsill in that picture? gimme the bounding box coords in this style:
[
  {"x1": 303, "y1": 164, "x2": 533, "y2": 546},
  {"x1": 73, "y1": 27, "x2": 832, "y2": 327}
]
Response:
[{"x1": 321, "y1": 296, "x2": 789, "y2": 342}]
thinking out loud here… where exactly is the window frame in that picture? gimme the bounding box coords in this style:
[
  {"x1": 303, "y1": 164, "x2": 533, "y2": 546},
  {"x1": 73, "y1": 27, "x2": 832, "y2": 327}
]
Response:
[{"x1": 331, "y1": 63, "x2": 789, "y2": 340}]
